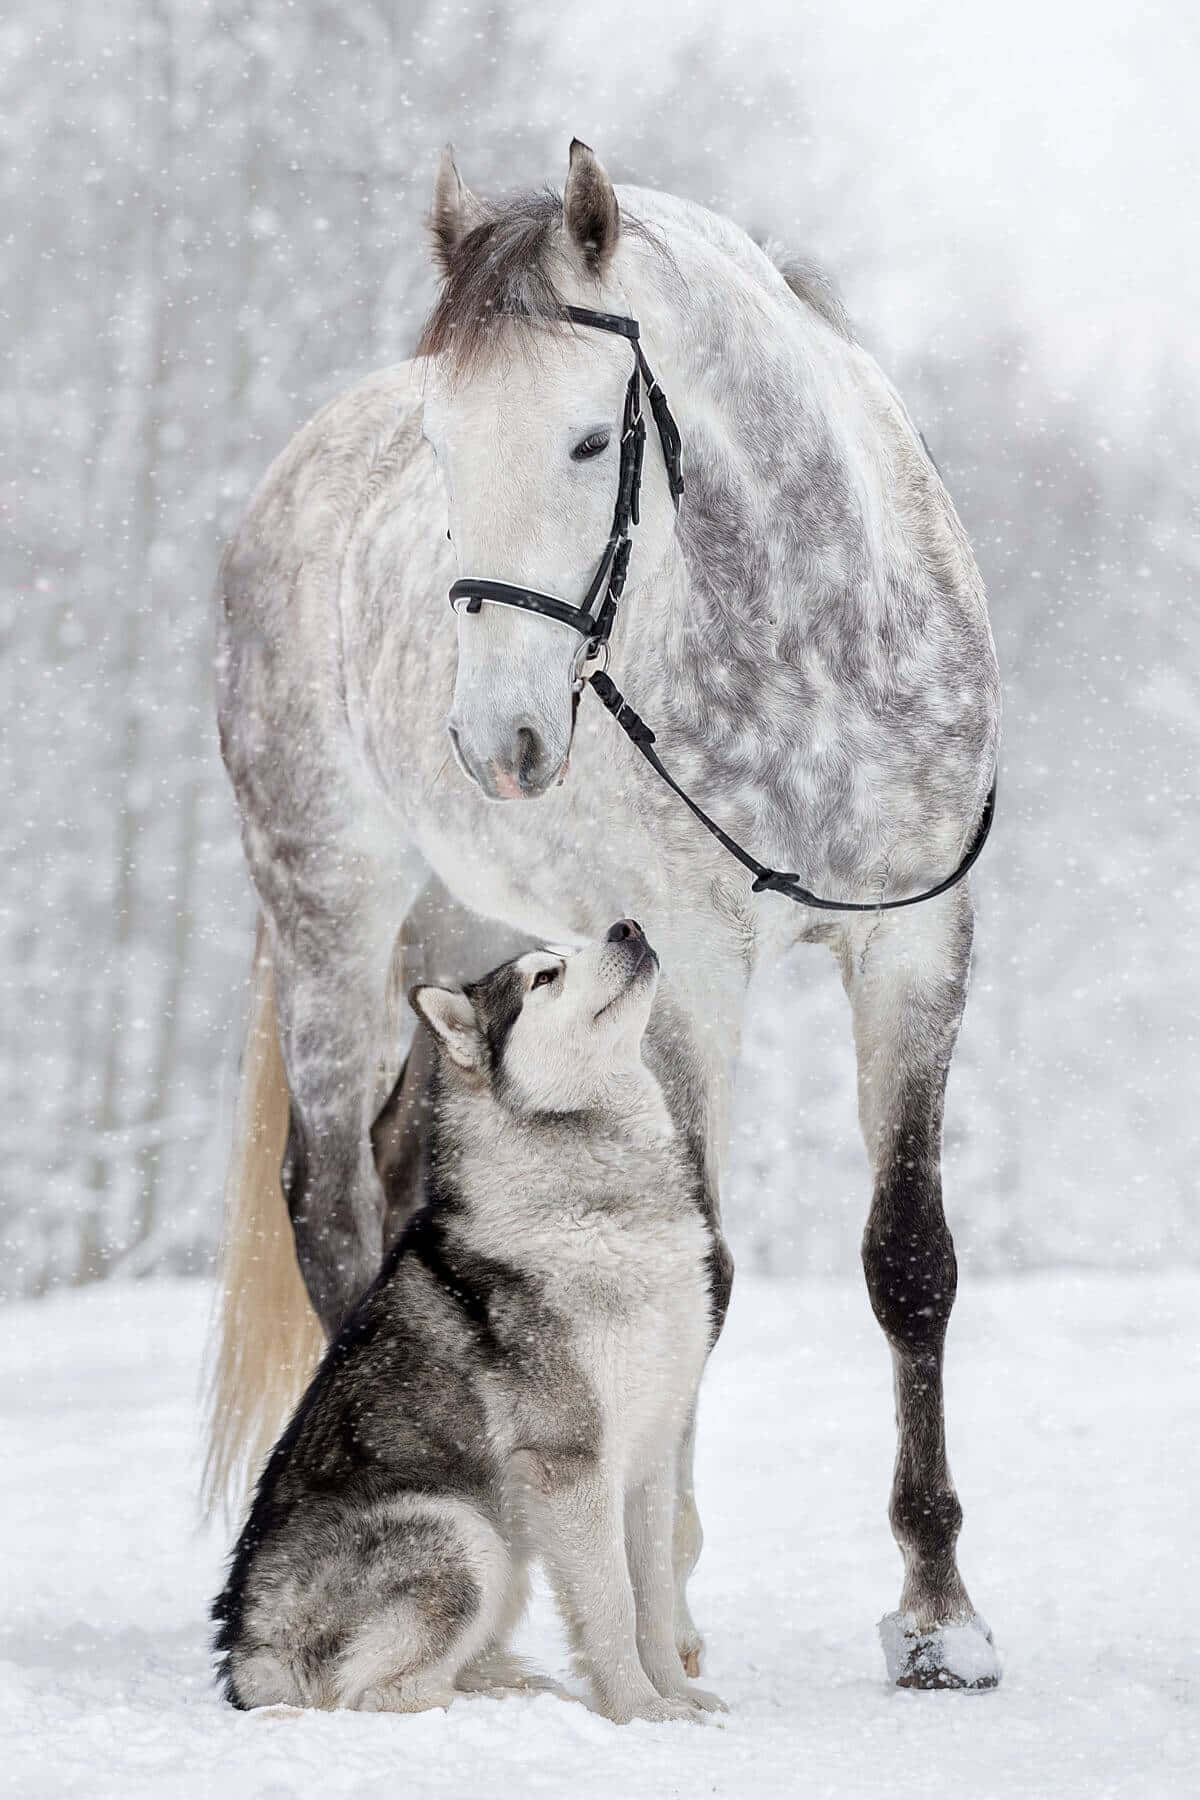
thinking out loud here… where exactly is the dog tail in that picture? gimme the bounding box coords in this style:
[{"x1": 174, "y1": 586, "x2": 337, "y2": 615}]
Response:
[{"x1": 202, "y1": 918, "x2": 324, "y2": 1521}]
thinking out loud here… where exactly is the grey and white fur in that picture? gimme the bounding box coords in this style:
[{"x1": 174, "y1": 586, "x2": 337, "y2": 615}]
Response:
[
  {"x1": 210, "y1": 139, "x2": 1003, "y2": 1688},
  {"x1": 214, "y1": 923, "x2": 729, "y2": 1722}
]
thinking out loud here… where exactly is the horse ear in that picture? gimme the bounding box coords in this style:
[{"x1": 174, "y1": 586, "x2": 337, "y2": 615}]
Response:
[
  {"x1": 429, "y1": 147, "x2": 484, "y2": 276},
  {"x1": 563, "y1": 138, "x2": 620, "y2": 274},
  {"x1": 409, "y1": 983, "x2": 482, "y2": 1072}
]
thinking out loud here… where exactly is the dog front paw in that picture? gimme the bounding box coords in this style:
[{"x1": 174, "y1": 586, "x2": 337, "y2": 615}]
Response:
[
  {"x1": 607, "y1": 1689, "x2": 710, "y2": 1725},
  {"x1": 673, "y1": 1682, "x2": 727, "y2": 1715},
  {"x1": 643, "y1": 1671, "x2": 729, "y2": 1718}
]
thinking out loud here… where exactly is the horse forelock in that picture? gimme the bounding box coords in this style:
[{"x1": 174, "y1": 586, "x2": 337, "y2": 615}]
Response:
[
  {"x1": 416, "y1": 186, "x2": 672, "y2": 377},
  {"x1": 417, "y1": 188, "x2": 565, "y2": 375}
]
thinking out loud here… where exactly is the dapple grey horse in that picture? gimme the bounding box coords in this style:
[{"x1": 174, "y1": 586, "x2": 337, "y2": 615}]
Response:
[{"x1": 209, "y1": 141, "x2": 1001, "y2": 1690}]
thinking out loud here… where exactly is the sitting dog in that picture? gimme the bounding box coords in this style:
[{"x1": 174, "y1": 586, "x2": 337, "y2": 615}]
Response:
[{"x1": 213, "y1": 921, "x2": 728, "y2": 1721}]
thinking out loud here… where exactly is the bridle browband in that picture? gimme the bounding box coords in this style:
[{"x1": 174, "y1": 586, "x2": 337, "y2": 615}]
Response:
[{"x1": 446, "y1": 304, "x2": 995, "y2": 914}]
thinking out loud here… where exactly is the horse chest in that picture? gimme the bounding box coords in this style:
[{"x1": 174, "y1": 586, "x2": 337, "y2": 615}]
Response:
[{"x1": 412, "y1": 744, "x2": 721, "y2": 950}]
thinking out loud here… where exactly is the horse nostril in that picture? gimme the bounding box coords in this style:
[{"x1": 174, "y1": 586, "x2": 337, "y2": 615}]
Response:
[
  {"x1": 606, "y1": 918, "x2": 643, "y2": 943},
  {"x1": 515, "y1": 725, "x2": 544, "y2": 789}
]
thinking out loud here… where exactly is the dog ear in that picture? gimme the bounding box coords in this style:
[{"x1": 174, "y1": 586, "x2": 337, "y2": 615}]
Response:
[
  {"x1": 563, "y1": 138, "x2": 619, "y2": 274},
  {"x1": 429, "y1": 146, "x2": 484, "y2": 276},
  {"x1": 409, "y1": 983, "x2": 483, "y2": 1071}
]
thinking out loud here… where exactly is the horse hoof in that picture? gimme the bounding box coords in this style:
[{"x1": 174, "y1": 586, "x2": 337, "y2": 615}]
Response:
[{"x1": 879, "y1": 1610, "x2": 1001, "y2": 1691}]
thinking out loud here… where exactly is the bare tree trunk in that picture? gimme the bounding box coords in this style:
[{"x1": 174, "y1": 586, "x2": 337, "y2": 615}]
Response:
[{"x1": 79, "y1": 0, "x2": 172, "y2": 1281}]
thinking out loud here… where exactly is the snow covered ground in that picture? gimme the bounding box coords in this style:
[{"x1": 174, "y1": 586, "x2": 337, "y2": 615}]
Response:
[{"x1": 2, "y1": 1271, "x2": 1197, "y2": 1799}]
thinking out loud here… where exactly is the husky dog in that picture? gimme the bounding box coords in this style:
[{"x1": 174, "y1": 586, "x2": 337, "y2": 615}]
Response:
[{"x1": 213, "y1": 921, "x2": 729, "y2": 1722}]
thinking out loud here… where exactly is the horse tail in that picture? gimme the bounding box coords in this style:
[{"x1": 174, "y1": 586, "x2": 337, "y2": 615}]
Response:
[{"x1": 202, "y1": 918, "x2": 324, "y2": 1520}]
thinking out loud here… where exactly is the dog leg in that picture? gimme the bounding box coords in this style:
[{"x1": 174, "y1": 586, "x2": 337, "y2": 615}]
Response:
[
  {"x1": 530, "y1": 1464, "x2": 709, "y2": 1724},
  {"x1": 628, "y1": 1457, "x2": 726, "y2": 1713},
  {"x1": 671, "y1": 1408, "x2": 705, "y2": 1676},
  {"x1": 226, "y1": 1497, "x2": 510, "y2": 1714}
]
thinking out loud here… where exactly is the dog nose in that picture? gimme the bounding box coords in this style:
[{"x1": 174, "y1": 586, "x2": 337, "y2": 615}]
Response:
[{"x1": 606, "y1": 919, "x2": 644, "y2": 943}]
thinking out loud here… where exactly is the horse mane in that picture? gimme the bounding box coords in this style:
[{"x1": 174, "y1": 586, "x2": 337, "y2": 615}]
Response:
[
  {"x1": 768, "y1": 248, "x2": 854, "y2": 341},
  {"x1": 416, "y1": 183, "x2": 852, "y2": 373}
]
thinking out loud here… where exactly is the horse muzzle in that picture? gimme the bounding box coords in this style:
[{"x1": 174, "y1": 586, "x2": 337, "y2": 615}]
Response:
[{"x1": 446, "y1": 713, "x2": 568, "y2": 801}]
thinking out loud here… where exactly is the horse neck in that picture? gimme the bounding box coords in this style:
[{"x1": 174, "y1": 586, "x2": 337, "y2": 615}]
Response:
[{"x1": 619, "y1": 206, "x2": 950, "y2": 692}]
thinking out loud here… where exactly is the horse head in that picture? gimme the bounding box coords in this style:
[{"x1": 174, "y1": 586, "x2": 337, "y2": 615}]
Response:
[{"x1": 419, "y1": 141, "x2": 676, "y2": 801}]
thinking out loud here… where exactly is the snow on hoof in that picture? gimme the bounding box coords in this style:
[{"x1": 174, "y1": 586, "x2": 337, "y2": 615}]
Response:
[{"x1": 879, "y1": 1610, "x2": 1001, "y2": 1691}]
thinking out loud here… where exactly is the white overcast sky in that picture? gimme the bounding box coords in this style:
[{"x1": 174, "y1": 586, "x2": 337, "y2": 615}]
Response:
[{"x1": 529, "y1": 0, "x2": 1198, "y2": 422}]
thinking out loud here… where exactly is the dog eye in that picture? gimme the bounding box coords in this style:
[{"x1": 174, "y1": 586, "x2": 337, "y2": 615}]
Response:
[
  {"x1": 531, "y1": 967, "x2": 558, "y2": 990},
  {"x1": 571, "y1": 431, "x2": 610, "y2": 462}
]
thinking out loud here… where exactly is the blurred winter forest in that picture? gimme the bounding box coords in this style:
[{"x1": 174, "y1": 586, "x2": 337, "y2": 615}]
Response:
[{"x1": 3, "y1": 0, "x2": 1197, "y2": 1297}]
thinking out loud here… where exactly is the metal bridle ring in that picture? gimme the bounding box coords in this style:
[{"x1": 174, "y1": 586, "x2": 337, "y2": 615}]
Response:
[{"x1": 571, "y1": 635, "x2": 608, "y2": 691}]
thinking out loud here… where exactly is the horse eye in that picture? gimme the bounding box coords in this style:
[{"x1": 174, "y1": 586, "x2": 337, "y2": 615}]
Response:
[
  {"x1": 531, "y1": 967, "x2": 558, "y2": 990},
  {"x1": 571, "y1": 431, "x2": 610, "y2": 462}
]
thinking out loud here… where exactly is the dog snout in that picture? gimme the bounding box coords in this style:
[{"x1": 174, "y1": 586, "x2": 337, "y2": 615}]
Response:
[
  {"x1": 605, "y1": 918, "x2": 658, "y2": 974},
  {"x1": 606, "y1": 919, "x2": 644, "y2": 943}
]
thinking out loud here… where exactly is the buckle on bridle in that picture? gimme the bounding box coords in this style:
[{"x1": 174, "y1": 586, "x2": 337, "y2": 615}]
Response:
[{"x1": 571, "y1": 635, "x2": 609, "y2": 693}]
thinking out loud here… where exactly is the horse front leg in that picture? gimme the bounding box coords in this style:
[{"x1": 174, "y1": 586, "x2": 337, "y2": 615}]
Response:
[
  {"x1": 268, "y1": 894, "x2": 409, "y2": 1337},
  {"x1": 839, "y1": 889, "x2": 1000, "y2": 1690}
]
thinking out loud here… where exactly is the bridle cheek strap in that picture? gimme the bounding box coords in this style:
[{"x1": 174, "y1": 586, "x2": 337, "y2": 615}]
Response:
[
  {"x1": 445, "y1": 305, "x2": 996, "y2": 915},
  {"x1": 448, "y1": 305, "x2": 678, "y2": 650}
]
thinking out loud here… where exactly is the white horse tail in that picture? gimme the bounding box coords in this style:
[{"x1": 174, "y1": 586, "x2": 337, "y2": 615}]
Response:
[{"x1": 202, "y1": 918, "x2": 324, "y2": 1520}]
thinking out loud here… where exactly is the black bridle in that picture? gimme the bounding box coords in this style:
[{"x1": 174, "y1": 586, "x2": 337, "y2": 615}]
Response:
[
  {"x1": 449, "y1": 306, "x2": 682, "y2": 653},
  {"x1": 447, "y1": 305, "x2": 995, "y2": 914}
]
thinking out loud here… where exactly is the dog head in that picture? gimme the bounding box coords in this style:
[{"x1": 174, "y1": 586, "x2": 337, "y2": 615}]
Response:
[{"x1": 410, "y1": 920, "x2": 658, "y2": 1116}]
